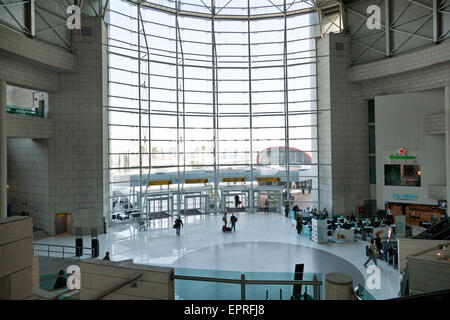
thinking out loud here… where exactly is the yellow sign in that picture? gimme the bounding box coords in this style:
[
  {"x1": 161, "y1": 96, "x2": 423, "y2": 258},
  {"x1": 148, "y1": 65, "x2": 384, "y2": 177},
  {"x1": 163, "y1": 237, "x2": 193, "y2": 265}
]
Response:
[
  {"x1": 185, "y1": 178, "x2": 208, "y2": 184},
  {"x1": 55, "y1": 213, "x2": 66, "y2": 218},
  {"x1": 222, "y1": 177, "x2": 246, "y2": 183},
  {"x1": 148, "y1": 180, "x2": 172, "y2": 186},
  {"x1": 257, "y1": 177, "x2": 281, "y2": 183}
]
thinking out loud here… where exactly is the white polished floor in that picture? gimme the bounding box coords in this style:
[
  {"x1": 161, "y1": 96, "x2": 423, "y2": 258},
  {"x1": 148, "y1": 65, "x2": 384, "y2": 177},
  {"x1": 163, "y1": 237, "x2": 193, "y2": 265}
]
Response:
[{"x1": 35, "y1": 212, "x2": 401, "y2": 300}]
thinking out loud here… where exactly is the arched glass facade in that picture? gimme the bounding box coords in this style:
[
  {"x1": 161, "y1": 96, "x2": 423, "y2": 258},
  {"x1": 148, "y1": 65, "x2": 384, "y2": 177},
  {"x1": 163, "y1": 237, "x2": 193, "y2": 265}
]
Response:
[{"x1": 107, "y1": 0, "x2": 320, "y2": 218}]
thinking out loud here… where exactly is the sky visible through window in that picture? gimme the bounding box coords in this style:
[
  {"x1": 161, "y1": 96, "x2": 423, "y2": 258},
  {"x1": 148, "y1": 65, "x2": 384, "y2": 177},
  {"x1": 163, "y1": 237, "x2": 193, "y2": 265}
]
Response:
[{"x1": 107, "y1": 0, "x2": 320, "y2": 207}]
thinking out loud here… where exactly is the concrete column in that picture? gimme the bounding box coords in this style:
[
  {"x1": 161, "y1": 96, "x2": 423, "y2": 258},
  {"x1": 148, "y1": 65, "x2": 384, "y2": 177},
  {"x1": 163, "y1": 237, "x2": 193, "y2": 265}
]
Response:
[
  {"x1": 445, "y1": 86, "x2": 450, "y2": 216},
  {"x1": 0, "y1": 79, "x2": 7, "y2": 219},
  {"x1": 325, "y1": 273, "x2": 354, "y2": 300}
]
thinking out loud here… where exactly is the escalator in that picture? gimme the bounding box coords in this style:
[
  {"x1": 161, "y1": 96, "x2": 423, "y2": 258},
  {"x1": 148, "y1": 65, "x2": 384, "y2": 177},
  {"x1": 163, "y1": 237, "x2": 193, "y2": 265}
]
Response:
[{"x1": 413, "y1": 217, "x2": 450, "y2": 240}]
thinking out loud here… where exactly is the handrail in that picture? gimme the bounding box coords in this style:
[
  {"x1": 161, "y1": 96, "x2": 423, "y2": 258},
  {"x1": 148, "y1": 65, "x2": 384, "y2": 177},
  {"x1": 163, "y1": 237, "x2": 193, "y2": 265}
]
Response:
[
  {"x1": 411, "y1": 243, "x2": 449, "y2": 258},
  {"x1": 413, "y1": 217, "x2": 449, "y2": 239},
  {"x1": 94, "y1": 273, "x2": 143, "y2": 300},
  {"x1": 33, "y1": 242, "x2": 93, "y2": 258},
  {"x1": 173, "y1": 273, "x2": 322, "y2": 300},
  {"x1": 6, "y1": 104, "x2": 45, "y2": 118}
]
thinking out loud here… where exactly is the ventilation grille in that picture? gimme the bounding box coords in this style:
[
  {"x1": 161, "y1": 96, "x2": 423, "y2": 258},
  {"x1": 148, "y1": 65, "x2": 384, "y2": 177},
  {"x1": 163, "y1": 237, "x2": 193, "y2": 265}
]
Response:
[
  {"x1": 335, "y1": 41, "x2": 344, "y2": 53},
  {"x1": 81, "y1": 26, "x2": 93, "y2": 37}
]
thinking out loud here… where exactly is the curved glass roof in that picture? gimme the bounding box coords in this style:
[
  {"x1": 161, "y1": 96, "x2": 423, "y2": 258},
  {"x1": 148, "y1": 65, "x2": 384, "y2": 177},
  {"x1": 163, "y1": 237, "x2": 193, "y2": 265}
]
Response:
[{"x1": 127, "y1": 0, "x2": 317, "y2": 18}]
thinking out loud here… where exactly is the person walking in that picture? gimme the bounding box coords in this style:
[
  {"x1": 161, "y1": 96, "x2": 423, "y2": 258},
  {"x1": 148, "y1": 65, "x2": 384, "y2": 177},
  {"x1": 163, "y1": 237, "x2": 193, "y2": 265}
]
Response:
[
  {"x1": 174, "y1": 216, "x2": 183, "y2": 236},
  {"x1": 364, "y1": 239, "x2": 378, "y2": 268},
  {"x1": 264, "y1": 199, "x2": 269, "y2": 213},
  {"x1": 230, "y1": 213, "x2": 238, "y2": 231},
  {"x1": 234, "y1": 194, "x2": 240, "y2": 208}
]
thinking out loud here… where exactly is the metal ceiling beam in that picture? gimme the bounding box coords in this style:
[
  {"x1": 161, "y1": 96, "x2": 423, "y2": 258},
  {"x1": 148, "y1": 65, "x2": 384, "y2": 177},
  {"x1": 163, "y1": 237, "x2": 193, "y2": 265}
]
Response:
[{"x1": 124, "y1": 0, "x2": 317, "y2": 20}]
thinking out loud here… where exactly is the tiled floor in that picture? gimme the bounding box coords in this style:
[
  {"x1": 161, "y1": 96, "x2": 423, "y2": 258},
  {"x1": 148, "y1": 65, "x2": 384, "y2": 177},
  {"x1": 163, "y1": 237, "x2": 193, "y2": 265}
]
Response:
[{"x1": 35, "y1": 212, "x2": 400, "y2": 300}]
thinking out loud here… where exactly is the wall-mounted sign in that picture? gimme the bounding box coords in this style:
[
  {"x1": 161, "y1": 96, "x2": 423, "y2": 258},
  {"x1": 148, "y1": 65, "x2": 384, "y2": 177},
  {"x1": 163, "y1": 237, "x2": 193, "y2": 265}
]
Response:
[
  {"x1": 185, "y1": 178, "x2": 208, "y2": 184},
  {"x1": 257, "y1": 177, "x2": 281, "y2": 183},
  {"x1": 222, "y1": 177, "x2": 246, "y2": 183},
  {"x1": 148, "y1": 180, "x2": 172, "y2": 186},
  {"x1": 392, "y1": 193, "x2": 418, "y2": 201},
  {"x1": 389, "y1": 147, "x2": 417, "y2": 164}
]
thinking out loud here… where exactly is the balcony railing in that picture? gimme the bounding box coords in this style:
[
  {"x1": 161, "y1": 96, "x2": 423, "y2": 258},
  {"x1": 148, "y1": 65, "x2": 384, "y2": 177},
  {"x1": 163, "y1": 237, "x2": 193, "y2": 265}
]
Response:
[{"x1": 7, "y1": 104, "x2": 45, "y2": 118}]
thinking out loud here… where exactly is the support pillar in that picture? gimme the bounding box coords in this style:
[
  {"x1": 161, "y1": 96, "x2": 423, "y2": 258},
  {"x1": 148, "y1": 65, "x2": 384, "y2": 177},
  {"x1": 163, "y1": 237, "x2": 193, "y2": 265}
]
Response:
[
  {"x1": 445, "y1": 86, "x2": 450, "y2": 217},
  {"x1": 0, "y1": 79, "x2": 7, "y2": 219},
  {"x1": 325, "y1": 273, "x2": 353, "y2": 300}
]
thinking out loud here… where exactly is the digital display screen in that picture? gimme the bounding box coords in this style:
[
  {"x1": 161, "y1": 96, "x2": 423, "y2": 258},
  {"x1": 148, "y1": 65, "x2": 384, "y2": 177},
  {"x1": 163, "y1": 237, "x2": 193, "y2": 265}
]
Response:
[{"x1": 438, "y1": 200, "x2": 447, "y2": 209}]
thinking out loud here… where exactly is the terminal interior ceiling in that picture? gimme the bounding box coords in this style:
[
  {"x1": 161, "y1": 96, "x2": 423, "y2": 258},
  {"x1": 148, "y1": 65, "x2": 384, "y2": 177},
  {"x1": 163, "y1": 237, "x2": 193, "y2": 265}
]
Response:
[{"x1": 108, "y1": 0, "x2": 323, "y2": 217}]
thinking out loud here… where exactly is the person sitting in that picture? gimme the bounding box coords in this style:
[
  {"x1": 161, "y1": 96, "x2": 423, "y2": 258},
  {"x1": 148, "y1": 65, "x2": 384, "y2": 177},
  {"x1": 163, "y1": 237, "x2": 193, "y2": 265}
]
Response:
[
  {"x1": 103, "y1": 251, "x2": 110, "y2": 261},
  {"x1": 53, "y1": 270, "x2": 67, "y2": 290},
  {"x1": 292, "y1": 205, "x2": 300, "y2": 216}
]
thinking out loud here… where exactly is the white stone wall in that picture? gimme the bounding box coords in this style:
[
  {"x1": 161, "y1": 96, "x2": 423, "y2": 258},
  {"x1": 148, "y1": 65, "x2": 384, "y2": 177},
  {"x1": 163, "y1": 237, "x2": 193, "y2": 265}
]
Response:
[
  {"x1": 375, "y1": 90, "x2": 446, "y2": 208},
  {"x1": 428, "y1": 184, "x2": 447, "y2": 200},
  {"x1": 7, "y1": 114, "x2": 53, "y2": 139},
  {"x1": 398, "y1": 238, "x2": 450, "y2": 273},
  {"x1": 408, "y1": 256, "x2": 450, "y2": 294},
  {"x1": 80, "y1": 259, "x2": 174, "y2": 300},
  {"x1": 349, "y1": 40, "x2": 450, "y2": 83},
  {"x1": 326, "y1": 35, "x2": 450, "y2": 215},
  {"x1": 0, "y1": 25, "x2": 76, "y2": 73},
  {"x1": 317, "y1": 33, "x2": 369, "y2": 215},
  {"x1": 48, "y1": 17, "x2": 108, "y2": 235},
  {"x1": 425, "y1": 113, "x2": 445, "y2": 135},
  {"x1": 7, "y1": 139, "x2": 50, "y2": 231},
  {"x1": 0, "y1": 216, "x2": 33, "y2": 300},
  {"x1": 317, "y1": 34, "x2": 333, "y2": 211}
]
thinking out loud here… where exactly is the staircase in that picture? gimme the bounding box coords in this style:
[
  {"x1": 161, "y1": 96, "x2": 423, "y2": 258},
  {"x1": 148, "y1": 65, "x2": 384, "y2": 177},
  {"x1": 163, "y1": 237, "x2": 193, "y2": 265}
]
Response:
[{"x1": 413, "y1": 217, "x2": 450, "y2": 240}]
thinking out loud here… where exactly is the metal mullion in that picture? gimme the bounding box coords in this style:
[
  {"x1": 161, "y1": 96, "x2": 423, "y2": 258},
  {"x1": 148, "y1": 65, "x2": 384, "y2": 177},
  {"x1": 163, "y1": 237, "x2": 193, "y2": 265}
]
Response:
[
  {"x1": 407, "y1": 0, "x2": 433, "y2": 11},
  {"x1": 211, "y1": 0, "x2": 218, "y2": 215},
  {"x1": 35, "y1": 7, "x2": 71, "y2": 49},
  {"x1": 391, "y1": 12, "x2": 431, "y2": 28},
  {"x1": 390, "y1": 0, "x2": 411, "y2": 26},
  {"x1": 175, "y1": 3, "x2": 182, "y2": 217},
  {"x1": 247, "y1": 0, "x2": 255, "y2": 213},
  {"x1": 433, "y1": 0, "x2": 440, "y2": 43},
  {"x1": 283, "y1": 0, "x2": 291, "y2": 204},
  {"x1": 109, "y1": 80, "x2": 316, "y2": 93},
  {"x1": 107, "y1": 49, "x2": 317, "y2": 69},
  {"x1": 137, "y1": 4, "x2": 143, "y2": 212},
  {"x1": 108, "y1": 9, "x2": 319, "y2": 35},
  {"x1": 139, "y1": 5, "x2": 153, "y2": 218},
  {"x1": 353, "y1": 32, "x2": 385, "y2": 61},
  {"x1": 0, "y1": 0, "x2": 29, "y2": 33},
  {"x1": 391, "y1": 15, "x2": 434, "y2": 53},
  {"x1": 106, "y1": 96, "x2": 317, "y2": 105},
  {"x1": 350, "y1": 39, "x2": 386, "y2": 56}
]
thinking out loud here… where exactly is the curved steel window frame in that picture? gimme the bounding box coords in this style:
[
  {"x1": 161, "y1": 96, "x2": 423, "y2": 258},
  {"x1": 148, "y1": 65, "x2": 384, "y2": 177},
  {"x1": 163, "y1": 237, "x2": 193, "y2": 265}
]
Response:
[{"x1": 107, "y1": 0, "x2": 320, "y2": 217}]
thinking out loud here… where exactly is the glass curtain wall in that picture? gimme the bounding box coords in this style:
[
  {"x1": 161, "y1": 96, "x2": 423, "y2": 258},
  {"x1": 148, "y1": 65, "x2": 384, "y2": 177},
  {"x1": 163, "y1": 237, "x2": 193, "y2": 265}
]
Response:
[{"x1": 107, "y1": 0, "x2": 320, "y2": 218}]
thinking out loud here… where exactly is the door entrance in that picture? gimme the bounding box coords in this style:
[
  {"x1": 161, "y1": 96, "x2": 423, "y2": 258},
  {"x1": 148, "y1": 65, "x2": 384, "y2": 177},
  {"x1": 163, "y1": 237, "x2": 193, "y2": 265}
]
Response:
[
  {"x1": 184, "y1": 193, "x2": 210, "y2": 216},
  {"x1": 254, "y1": 188, "x2": 283, "y2": 213},
  {"x1": 55, "y1": 213, "x2": 67, "y2": 234},
  {"x1": 147, "y1": 193, "x2": 172, "y2": 219},
  {"x1": 221, "y1": 188, "x2": 248, "y2": 213}
]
